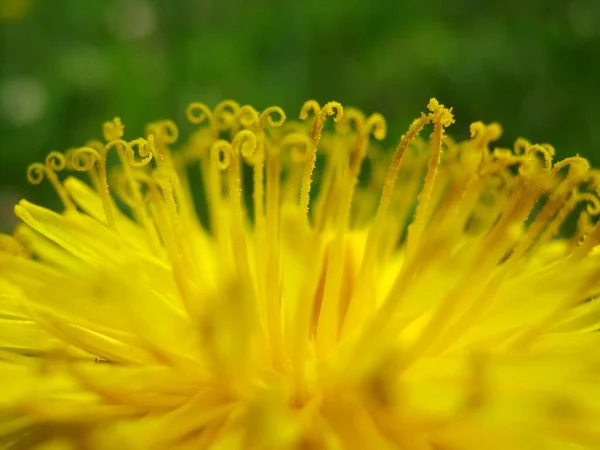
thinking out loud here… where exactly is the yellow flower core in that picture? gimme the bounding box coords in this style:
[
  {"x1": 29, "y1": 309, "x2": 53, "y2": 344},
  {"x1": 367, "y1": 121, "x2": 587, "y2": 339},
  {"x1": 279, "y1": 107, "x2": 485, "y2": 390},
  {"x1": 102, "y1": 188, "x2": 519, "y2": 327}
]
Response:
[{"x1": 1, "y1": 99, "x2": 600, "y2": 449}]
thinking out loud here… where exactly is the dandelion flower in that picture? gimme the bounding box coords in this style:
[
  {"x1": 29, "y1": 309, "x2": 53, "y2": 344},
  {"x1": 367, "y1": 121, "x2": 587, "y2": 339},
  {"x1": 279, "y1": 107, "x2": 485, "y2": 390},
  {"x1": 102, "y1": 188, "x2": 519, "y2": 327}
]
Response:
[{"x1": 1, "y1": 99, "x2": 600, "y2": 449}]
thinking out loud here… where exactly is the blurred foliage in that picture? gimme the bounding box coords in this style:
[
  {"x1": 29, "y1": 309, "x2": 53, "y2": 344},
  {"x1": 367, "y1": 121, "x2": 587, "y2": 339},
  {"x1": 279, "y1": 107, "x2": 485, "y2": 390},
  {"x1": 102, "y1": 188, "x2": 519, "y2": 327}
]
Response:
[{"x1": 1, "y1": 0, "x2": 600, "y2": 230}]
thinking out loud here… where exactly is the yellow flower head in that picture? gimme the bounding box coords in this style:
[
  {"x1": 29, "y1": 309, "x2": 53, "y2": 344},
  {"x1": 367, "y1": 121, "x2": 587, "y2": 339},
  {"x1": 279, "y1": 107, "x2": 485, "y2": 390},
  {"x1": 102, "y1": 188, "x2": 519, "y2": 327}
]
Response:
[{"x1": 1, "y1": 99, "x2": 600, "y2": 449}]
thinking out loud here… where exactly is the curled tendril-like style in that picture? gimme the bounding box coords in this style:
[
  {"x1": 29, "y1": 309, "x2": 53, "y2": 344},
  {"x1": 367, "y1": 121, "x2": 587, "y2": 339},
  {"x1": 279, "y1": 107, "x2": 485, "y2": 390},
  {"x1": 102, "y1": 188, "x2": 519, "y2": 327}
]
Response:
[
  {"x1": 469, "y1": 122, "x2": 502, "y2": 156},
  {"x1": 365, "y1": 113, "x2": 387, "y2": 141},
  {"x1": 551, "y1": 156, "x2": 590, "y2": 179},
  {"x1": 540, "y1": 143, "x2": 556, "y2": 158},
  {"x1": 488, "y1": 123, "x2": 503, "y2": 141},
  {"x1": 127, "y1": 137, "x2": 154, "y2": 167},
  {"x1": 469, "y1": 121, "x2": 503, "y2": 142},
  {"x1": 298, "y1": 100, "x2": 343, "y2": 216},
  {"x1": 336, "y1": 108, "x2": 365, "y2": 134},
  {"x1": 102, "y1": 139, "x2": 129, "y2": 166},
  {"x1": 544, "y1": 156, "x2": 590, "y2": 200},
  {"x1": 513, "y1": 137, "x2": 531, "y2": 156},
  {"x1": 162, "y1": 120, "x2": 179, "y2": 144},
  {"x1": 27, "y1": 151, "x2": 69, "y2": 183},
  {"x1": 280, "y1": 132, "x2": 314, "y2": 163},
  {"x1": 214, "y1": 100, "x2": 241, "y2": 130},
  {"x1": 210, "y1": 140, "x2": 232, "y2": 170},
  {"x1": 299, "y1": 100, "x2": 321, "y2": 121},
  {"x1": 300, "y1": 100, "x2": 344, "y2": 125},
  {"x1": 64, "y1": 149, "x2": 77, "y2": 170},
  {"x1": 518, "y1": 158, "x2": 541, "y2": 178},
  {"x1": 573, "y1": 191, "x2": 600, "y2": 216},
  {"x1": 26, "y1": 163, "x2": 46, "y2": 185},
  {"x1": 584, "y1": 169, "x2": 600, "y2": 192},
  {"x1": 45, "y1": 151, "x2": 67, "y2": 172},
  {"x1": 238, "y1": 105, "x2": 260, "y2": 130},
  {"x1": 233, "y1": 130, "x2": 258, "y2": 160},
  {"x1": 469, "y1": 121, "x2": 485, "y2": 139},
  {"x1": 102, "y1": 138, "x2": 154, "y2": 169},
  {"x1": 186, "y1": 102, "x2": 213, "y2": 125},
  {"x1": 259, "y1": 106, "x2": 286, "y2": 130},
  {"x1": 238, "y1": 105, "x2": 287, "y2": 134},
  {"x1": 336, "y1": 109, "x2": 386, "y2": 173},
  {"x1": 26, "y1": 153, "x2": 75, "y2": 210},
  {"x1": 103, "y1": 117, "x2": 124, "y2": 142},
  {"x1": 527, "y1": 144, "x2": 553, "y2": 170},
  {"x1": 70, "y1": 147, "x2": 100, "y2": 172},
  {"x1": 147, "y1": 120, "x2": 179, "y2": 145}
]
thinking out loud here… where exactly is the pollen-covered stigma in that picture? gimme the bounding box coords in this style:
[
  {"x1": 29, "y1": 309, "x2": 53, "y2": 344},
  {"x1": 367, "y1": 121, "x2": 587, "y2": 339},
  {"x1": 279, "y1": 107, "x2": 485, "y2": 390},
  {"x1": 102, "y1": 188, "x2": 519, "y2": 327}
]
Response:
[{"x1": 1, "y1": 99, "x2": 600, "y2": 449}]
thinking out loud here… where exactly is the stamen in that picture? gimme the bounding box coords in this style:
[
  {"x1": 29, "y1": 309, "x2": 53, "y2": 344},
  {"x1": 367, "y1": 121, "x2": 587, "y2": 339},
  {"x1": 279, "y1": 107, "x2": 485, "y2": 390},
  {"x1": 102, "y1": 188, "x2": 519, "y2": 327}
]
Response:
[
  {"x1": 259, "y1": 106, "x2": 286, "y2": 130},
  {"x1": 26, "y1": 152, "x2": 75, "y2": 212},
  {"x1": 312, "y1": 132, "x2": 353, "y2": 232},
  {"x1": 187, "y1": 101, "x2": 241, "y2": 240},
  {"x1": 238, "y1": 106, "x2": 265, "y2": 226},
  {"x1": 525, "y1": 144, "x2": 554, "y2": 171},
  {"x1": 214, "y1": 100, "x2": 241, "y2": 137},
  {"x1": 186, "y1": 102, "x2": 215, "y2": 136},
  {"x1": 98, "y1": 137, "x2": 152, "y2": 229},
  {"x1": 313, "y1": 109, "x2": 386, "y2": 232},
  {"x1": 469, "y1": 121, "x2": 502, "y2": 156},
  {"x1": 405, "y1": 99, "x2": 455, "y2": 258},
  {"x1": 210, "y1": 132, "x2": 256, "y2": 288},
  {"x1": 96, "y1": 118, "x2": 127, "y2": 228},
  {"x1": 66, "y1": 144, "x2": 102, "y2": 192},
  {"x1": 256, "y1": 107, "x2": 286, "y2": 225},
  {"x1": 147, "y1": 121, "x2": 193, "y2": 221},
  {"x1": 298, "y1": 100, "x2": 343, "y2": 218},
  {"x1": 238, "y1": 105, "x2": 287, "y2": 366}
]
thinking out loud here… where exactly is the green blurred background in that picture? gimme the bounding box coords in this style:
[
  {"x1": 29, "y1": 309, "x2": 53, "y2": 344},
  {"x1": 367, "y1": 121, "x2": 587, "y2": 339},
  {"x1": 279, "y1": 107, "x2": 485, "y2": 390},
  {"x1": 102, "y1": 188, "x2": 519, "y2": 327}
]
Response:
[{"x1": 1, "y1": 0, "x2": 600, "y2": 231}]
